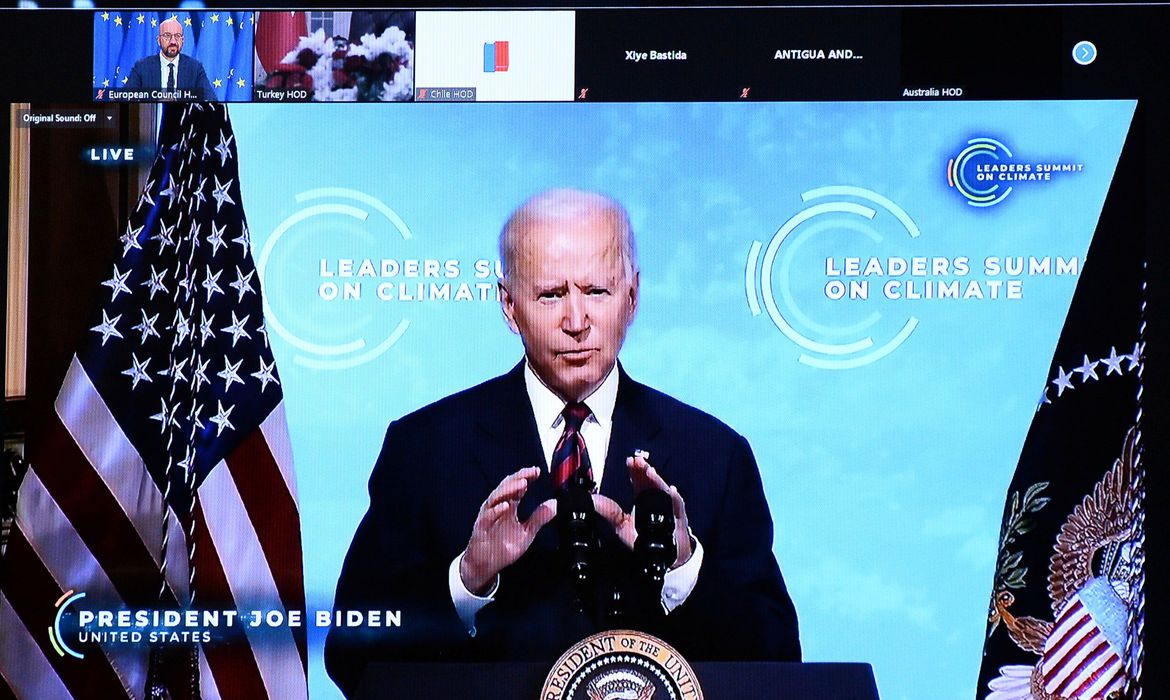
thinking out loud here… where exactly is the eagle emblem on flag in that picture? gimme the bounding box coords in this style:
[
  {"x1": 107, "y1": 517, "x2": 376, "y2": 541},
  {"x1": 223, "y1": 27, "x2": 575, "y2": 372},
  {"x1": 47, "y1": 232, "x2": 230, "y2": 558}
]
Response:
[{"x1": 986, "y1": 427, "x2": 1143, "y2": 700}]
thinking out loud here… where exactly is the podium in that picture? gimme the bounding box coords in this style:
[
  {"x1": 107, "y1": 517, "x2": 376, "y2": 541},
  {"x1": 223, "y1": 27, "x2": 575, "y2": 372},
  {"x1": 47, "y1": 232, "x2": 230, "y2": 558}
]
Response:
[{"x1": 357, "y1": 662, "x2": 879, "y2": 699}]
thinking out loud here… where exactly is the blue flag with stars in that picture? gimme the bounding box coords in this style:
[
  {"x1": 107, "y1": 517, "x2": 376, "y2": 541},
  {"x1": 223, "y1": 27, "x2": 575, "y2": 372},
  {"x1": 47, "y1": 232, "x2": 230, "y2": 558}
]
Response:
[
  {"x1": 193, "y1": 11, "x2": 245, "y2": 102},
  {"x1": 114, "y1": 11, "x2": 161, "y2": 88},
  {"x1": 92, "y1": 10, "x2": 125, "y2": 89},
  {"x1": 225, "y1": 12, "x2": 255, "y2": 101}
]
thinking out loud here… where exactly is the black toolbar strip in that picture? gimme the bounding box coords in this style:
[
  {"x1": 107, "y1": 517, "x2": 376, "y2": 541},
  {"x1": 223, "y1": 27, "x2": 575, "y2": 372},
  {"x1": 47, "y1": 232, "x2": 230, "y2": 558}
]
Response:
[{"x1": 0, "y1": 6, "x2": 1167, "y2": 104}]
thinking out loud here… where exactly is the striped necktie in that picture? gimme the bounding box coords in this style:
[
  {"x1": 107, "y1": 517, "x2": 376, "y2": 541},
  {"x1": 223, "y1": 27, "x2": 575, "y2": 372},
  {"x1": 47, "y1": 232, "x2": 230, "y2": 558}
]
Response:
[{"x1": 552, "y1": 402, "x2": 593, "y2": 491}]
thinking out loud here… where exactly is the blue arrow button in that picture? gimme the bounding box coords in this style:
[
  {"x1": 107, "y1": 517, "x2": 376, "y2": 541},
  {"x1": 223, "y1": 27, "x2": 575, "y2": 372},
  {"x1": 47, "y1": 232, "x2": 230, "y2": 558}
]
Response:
[{"x1": 1072, "y1": 40, "x2": 1097, "y2": 66}]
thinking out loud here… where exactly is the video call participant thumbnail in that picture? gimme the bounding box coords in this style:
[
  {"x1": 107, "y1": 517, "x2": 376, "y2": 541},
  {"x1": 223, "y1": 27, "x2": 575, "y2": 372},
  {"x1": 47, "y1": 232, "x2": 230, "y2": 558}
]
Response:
[
  {"x1": 125, "y1": 18, "x2": 214, "y2": 100},
  {"x1": 325, "y1": 189, "x2": 800, "y2": 696}
]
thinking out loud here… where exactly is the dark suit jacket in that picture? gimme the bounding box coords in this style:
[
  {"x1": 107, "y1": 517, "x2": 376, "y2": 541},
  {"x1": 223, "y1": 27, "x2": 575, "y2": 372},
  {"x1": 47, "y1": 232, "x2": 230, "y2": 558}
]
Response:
[
  {"x1": 125, "y1": 54, "x2": 215, "y2": 100},
  {"x1": 325, "y1": 363, "x2": 800, "y2": 696}
]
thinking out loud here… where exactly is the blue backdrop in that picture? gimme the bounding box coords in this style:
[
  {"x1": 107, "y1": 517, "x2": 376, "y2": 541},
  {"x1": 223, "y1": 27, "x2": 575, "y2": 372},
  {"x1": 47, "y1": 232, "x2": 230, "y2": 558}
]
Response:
[
  {"x1": 230, "y1": 101, "x2": 1134, "y2": 700},
  {"x1": 93, "y1": 11, "x2": 253, "y2": 101}
]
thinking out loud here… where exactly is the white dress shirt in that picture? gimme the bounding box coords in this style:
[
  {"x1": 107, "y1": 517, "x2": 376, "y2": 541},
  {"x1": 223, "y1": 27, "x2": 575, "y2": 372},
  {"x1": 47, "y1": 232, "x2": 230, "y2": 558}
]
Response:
[
  {"x1": 525, "y1": 359, "x2": 619, "y2": 488},
  {"x1": 159, "y1": 53, "x2": 180, "y2": 90},
  {"x1": 448, "y1": 361, "x2": 704, "y2": 635}
]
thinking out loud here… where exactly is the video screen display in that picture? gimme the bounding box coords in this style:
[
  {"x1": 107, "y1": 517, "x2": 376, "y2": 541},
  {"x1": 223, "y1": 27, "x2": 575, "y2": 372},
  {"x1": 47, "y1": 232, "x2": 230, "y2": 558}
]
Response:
[
  {"x1": 94, "y1": 10, "x2": 255, "y2": 102},
  {"x1": 252, "y1": 11, "x2": 415, "y2": 102},
  {"x1": 2, "y1": 6, "x2": 1163, "y2": 700}
]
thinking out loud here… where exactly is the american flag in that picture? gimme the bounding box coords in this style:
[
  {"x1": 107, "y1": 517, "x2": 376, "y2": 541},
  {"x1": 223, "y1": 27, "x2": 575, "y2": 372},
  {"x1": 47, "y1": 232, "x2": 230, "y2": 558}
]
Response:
[{"x1": 0, "y1": 103, "x2": 307, "y2": 699}]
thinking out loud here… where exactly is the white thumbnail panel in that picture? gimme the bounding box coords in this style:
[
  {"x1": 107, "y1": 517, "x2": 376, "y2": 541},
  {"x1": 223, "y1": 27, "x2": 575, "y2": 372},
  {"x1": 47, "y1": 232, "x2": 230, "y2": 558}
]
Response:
[{"x1": 415, "y1": 11, "x2": 575, "y2": 101}]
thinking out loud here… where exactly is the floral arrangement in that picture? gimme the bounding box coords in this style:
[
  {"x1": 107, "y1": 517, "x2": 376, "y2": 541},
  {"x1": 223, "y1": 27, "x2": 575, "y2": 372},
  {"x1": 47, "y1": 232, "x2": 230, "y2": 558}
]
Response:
[{"x1": 266, "y1": 27, "x2": 413, "y2": 102}]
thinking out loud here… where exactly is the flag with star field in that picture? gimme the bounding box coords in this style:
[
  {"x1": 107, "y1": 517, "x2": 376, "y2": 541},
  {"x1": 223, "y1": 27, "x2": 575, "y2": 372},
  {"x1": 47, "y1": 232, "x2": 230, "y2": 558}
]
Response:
[
  {"x1": 0, "y1": 104, "x2": 306, "y2": 699},
  {"x1": 976, "y1": 130, "x2": 1147, "y2": 699}
]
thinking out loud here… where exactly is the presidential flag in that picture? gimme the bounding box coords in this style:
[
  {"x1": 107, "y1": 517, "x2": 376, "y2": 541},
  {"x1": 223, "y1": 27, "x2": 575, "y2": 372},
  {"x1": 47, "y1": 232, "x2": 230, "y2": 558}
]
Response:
[
  {"x1": 977, "y1": 134, "x2": 1146, "y2": 698},
  {"x1": 0, "y1": 104, "x2": 306, "y2": 699}
]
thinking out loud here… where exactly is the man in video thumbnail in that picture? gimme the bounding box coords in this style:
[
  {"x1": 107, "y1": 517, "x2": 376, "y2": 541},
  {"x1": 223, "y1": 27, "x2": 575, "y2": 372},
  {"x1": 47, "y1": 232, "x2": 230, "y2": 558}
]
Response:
[
  {"x1": 326, "y1": 189, "x2": 800, "y2": 695},
  {"x1": 125, "y1": 17, "x2": 214, "y2": 100}
]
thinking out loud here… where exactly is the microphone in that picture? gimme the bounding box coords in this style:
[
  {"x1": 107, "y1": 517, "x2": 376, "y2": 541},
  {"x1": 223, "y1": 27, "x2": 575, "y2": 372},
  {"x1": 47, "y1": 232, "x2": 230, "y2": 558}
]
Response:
[
  {"x1": 557, "y1": 485, "x2": 597, "y2": 613},
  {"x1": 633, "y1": 488, "x2": 676, "y2": 591}
]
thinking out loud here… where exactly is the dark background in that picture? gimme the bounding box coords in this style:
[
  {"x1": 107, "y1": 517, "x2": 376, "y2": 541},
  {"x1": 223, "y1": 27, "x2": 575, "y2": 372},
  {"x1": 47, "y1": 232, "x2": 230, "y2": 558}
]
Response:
[{"x1": 1, "y1": 4, "x2": 1165, "y2": 696}]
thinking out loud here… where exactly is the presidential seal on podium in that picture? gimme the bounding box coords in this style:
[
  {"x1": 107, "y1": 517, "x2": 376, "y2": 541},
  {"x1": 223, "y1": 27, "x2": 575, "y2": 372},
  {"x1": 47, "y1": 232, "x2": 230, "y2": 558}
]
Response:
[{"x1": 541, "y1": 630, "x2": 703, "y2": 700}]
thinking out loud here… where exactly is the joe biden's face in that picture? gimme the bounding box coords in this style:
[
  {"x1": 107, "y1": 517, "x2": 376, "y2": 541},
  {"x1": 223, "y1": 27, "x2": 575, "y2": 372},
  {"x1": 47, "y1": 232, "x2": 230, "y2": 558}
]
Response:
[{"x1": 501, "y1": 212, "x2": 638, "y2": 403}]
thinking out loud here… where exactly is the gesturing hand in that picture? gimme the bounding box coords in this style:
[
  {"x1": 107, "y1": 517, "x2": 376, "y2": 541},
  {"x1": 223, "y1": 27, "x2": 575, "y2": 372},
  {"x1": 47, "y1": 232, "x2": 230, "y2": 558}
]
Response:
[
  {"x1": 591, "y1": 455, "x2": 694, "y2": 568},
  {"x1": 459, "y1": 467, "x2": 557, "y2": 594}
]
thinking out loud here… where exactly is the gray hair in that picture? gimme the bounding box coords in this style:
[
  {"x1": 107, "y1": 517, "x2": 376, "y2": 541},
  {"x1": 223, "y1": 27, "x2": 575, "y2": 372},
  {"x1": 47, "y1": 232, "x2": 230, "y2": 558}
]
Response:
[{"x1": 498, "y1": 188, "x2": 638, "y2": 282}]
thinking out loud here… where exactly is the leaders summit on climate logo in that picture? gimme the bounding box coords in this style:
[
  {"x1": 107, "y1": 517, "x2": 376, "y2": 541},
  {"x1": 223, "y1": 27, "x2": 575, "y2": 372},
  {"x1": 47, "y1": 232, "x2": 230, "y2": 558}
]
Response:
[{"x1": 947, "y1": 137, "x2": 1085, "y2": 207}]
